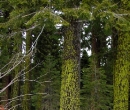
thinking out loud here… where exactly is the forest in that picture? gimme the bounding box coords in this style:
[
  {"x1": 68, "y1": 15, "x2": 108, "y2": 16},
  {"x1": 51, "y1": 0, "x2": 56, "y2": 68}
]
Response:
[{"x1": 0, "y1": 0, "x2": 130, "y2": 110}]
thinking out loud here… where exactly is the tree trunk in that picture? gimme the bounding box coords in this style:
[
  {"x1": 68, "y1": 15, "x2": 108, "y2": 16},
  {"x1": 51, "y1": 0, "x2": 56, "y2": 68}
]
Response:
[
  {"x1": 113, "y1": 0, "x2": 130, "y2": 109},
  {"x1": 113, "y1": 32, "x2": 130, "y2": 110},
  {"x1": 22, "y1": 31, "x2": 31, "y2": 110},
  {"x1": 1, "y1": 76, "x2": 10, "y2": 106},
  {"x1": 60, "y1": 21, "x2": 81, "y2": 110},
  {"x1": 90, "y1": 24, "x2": 101, "y2": 110},
  {"x1": 11, "y1": 67, "x2": 20, "y2": 110},
  {"x1": 11, "y1": 33, "x2": 22, "y2": 110}
]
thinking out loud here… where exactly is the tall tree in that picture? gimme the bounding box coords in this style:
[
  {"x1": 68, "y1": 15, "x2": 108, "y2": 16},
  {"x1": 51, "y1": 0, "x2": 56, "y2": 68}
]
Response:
[
  {"x1": 11, "y1": 33, "x2": 22, "y2": 110},
  {"x1": 90, "y1": 19, "x2": 101, "y2": 110},
  {"x1": 0, "y1": 1, "x2": 12, "y2": 107},
  {"x1": 113, "y1": 0, "x2": 130, "y2": 109},
  {"x1": 113, "y1": 32, "x2": 130, "y2": 110},
  {"x1": 80, "y1": 0, "x2": 115, "y2": 109},
  {"x1": 60, "y1": 20, "x2": 81, "y2": 110},
  {"x1": 22, "y1": 31, "x2": 31, "y2": 110}
]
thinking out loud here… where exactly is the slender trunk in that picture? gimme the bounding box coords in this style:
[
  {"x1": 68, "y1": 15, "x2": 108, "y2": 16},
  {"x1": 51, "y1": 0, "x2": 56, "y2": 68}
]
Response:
[
  {"x1": 1, "y1": 76, "x2": 10, "y2": 106},
  {"x1": 11, "y1": 67, "x2": 20, "y2": 110},
  {"x1": 1, "y1": 38, "x2": 13, "y2": 108},
  {"x1": 11, "y1": 34, "x2": 22, "y2": 110},
  {"x1": 60, "y1": 21, "x2": 81, "y2": 110},
  {"x1": 22, "y1": 31, "x2": 31, "y2": 110},
  {"x1": 90, "y1": 26, "x2": 100, "y2": 110}
]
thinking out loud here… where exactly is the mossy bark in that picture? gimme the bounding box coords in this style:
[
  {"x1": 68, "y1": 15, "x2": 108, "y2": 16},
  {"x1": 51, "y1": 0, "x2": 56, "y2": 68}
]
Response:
[
  {"x1": 113, "y1": 1, "x2": 130, "y2": 109},
  {"x1": 60, "y1": 21, "x2": 81, "y2": 110},
  {"x1": 22, "y1": 32, "x2": 31, "y2": 110},
  {"x1": 113, "y1": 32, "x2": 130, "y2": 110}
]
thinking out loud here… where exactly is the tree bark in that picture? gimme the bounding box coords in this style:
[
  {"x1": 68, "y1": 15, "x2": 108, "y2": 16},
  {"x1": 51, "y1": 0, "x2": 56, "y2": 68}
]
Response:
[
  {"x1": 90, "y1": 23, "x2": 101, "y2": 110},
  {"x1": 11, "y1": 67, "x2": 20, "y2": 110},
  {"x1": 1, "y1": 76, "x2": 10, "y2": 106},
  {"x1": 60, "y1": 21, "x2": 81, "y2": 110},
  {"x1": 22, "y1": 31, "x2": 31, "y2": 110},
  {"x1": 113, "y1": 32, "x2": 130, "y2": 110}
]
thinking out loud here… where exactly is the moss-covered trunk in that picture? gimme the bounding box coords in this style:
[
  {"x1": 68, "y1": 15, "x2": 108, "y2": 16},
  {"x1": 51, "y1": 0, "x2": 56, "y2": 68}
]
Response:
[
  {"x1": 60, "y1": 21, "x2": 81, "y2": 110},
  {"x1": 22, "y1": 31, "x2": 31, "y2": 110},
  {"x1": 114, "y1": 0, "x2": 130, "y2": 109},
  {"x1": 113, "y1": 32, "x2": 130, "y2": 110}
]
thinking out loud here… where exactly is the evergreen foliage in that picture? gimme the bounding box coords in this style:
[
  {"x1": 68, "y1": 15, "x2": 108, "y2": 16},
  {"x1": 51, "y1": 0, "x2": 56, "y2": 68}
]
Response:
[
  {"x1": 0, "y1": 0, "x2": 130, "y2": 109},
  {"x1": 81, "y1": 57, "x2": 113, "y2": 110},
  {"x1": 32, "y1": 54, "x2": 61, "y2": 110}
]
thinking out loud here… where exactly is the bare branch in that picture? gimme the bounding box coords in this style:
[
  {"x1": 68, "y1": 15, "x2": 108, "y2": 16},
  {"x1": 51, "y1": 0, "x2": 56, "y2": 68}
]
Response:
[{"x1": 0, "y1": 24, "x2": 45, "y2": 79}]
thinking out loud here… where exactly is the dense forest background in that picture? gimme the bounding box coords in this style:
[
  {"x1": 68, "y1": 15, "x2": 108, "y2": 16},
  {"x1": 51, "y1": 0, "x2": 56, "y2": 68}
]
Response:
[{"x1": 0, "y1": 0, "x2": 130, "y2": 110}]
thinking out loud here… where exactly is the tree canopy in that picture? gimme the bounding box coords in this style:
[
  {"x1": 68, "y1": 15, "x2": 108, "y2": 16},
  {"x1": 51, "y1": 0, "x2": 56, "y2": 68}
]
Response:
[{"x1": 0, "y1": 0, "x2": 130, "y2": 110}]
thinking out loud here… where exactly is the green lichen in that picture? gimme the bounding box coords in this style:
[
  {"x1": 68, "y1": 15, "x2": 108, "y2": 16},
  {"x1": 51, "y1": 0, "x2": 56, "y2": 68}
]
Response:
[
  {"x1": 60, "y1": 60, "x2": 80, "y2": 110},
  {"x1": 60, "y1": 24, "x2": 80, "y2": 110},
  {"x1": 113, "y1": 32, "x2": 130, "y2": 110}
]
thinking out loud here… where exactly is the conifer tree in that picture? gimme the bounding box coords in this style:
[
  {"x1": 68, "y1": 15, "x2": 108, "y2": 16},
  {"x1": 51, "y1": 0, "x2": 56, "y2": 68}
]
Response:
[
  {"x1": 30, "y1": 23, "x2": 62, "y2": 109},
  {"x1": 113, "y1": 32, "x2": 130, "y2": 110},
  {"x1": 32, "y1": 54, "x2": 61, "y2": 110},
  {"x1": 11, "y1": 33, "x2": 22, "y2": 110},
  {"x1": 0, "y1": 38, "x2": 12, "y2": 107},
  {"x1": 60, "y1": 21, "x2": 81, "y2": 110},
  {"x1": 0, "y1": 1, "x2": 12, "y2": 107},
  {"x1": 2, "y1": 0, "x2": 130, "y2": 110},
  {"x1": 81, "y1": 0, "x2": 115, "y2": 109},
  {"x1": 113, "y1": 0, "x2": 130, "y2": 109},
  {"x1": 22, "y1": 31, "x2": 31, "y2": 110}
]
